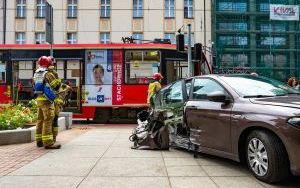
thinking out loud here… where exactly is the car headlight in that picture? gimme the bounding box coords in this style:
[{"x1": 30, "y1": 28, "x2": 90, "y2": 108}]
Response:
[{"x1": 287, "y1": 117, "x2": 300, "y2": 128}]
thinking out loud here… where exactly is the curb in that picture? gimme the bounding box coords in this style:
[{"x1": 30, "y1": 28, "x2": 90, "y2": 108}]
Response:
[{"x1": 0, "y1": 117, "x2": 68, "y2": 146}]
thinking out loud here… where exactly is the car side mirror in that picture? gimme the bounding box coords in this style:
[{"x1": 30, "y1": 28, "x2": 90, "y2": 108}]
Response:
[{"x1": 207, "y1": 91, "x2": 231, "y2": 104}]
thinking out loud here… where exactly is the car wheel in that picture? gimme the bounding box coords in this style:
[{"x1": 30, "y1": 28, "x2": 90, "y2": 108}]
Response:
[{"x1": 246, "y1": 130, "x2": 289, "y2": 183}]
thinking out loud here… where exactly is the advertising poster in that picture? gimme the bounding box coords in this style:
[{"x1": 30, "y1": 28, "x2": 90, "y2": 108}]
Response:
[
  {"x1": 270, "y1": 4, "x2": 299, "y2": 21},
  {"x1": 84, "y1": 50, "x2": 113, "y2": 106},
  {"x1": 112, "y1": 50, "x2": 124, "y2": 105}
]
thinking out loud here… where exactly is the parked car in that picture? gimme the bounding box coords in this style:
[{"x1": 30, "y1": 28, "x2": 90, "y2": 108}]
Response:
[{"x1": 152, "y1": 74, "x2": 300, "y2": 183}]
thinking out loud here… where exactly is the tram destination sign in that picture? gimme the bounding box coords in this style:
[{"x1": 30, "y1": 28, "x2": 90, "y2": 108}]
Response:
[{"x1": 270, "y1": 4, "x2": 299, "y2": 21}]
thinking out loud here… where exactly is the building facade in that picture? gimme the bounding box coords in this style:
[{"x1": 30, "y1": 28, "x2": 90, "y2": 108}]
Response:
[
  {"x1": 212, "y1": 0, "x2": 300, "y2": 81},
  {"x1": 1, "y1": 0, "x2": 212, "y2": 46}
]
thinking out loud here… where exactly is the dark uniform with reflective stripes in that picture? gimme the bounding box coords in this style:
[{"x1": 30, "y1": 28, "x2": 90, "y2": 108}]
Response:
[
  {"x1": 35, "y1": 70, "x2": 60, "y2": 147},
  {"x1": 48, "y1": 65, "x2": 62, "y2": 142}
]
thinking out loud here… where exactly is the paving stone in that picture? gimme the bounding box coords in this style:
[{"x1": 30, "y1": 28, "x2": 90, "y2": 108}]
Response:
[
  {"x1": 162, "y1": 149, "x2": 194, "y2": 158},
  {"x1": 212, "y1": 177, "x2": 265, "y2": 188},
  {"x1": 9, "y1": 157, "x2": 98, "y2": 176},
  {"x1": 79, "y1": 177, "x2": 170, "y2": 188},
  {"x1": 201, "y1": 165, "x2": 249, "y2": 177},
  {"x1": 111, "y1": 139, "x2": 134, "y2": 148},
  {"x1": 196, "y1": 156, "x2": 238, "y2": 166},
  {"x1": 44, "y1": 145, "x2": 108, "y2": 158},
  {"x1": 166, "y1": 166, "x2": 207, "y2": 177},
  {"x1": 103, "y1": 147, "x2": 162, "y2": 158},
  {"x1": 89, "y1": 158, "x2": 167, "y2": 177},
  {"x1": 170, "y1": 177, "x2": 218, "y2": 188},
  {"x1": 164, "y1": 158, "x2": 199, "y2": 166},
  {"x1": 0, "y1": 176, "x2": 83, "y2": 188}
]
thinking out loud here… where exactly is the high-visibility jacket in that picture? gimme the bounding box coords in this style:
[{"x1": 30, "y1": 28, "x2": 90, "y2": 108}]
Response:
[{"x1": 147, "y1": 81, "x2": 161, "y2": 104}]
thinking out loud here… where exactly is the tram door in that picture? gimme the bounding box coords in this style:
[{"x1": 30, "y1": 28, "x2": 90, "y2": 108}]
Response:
[
  {"x1": 165, "y1": 61, "x2": 189, "y2": 84},
  {"x1": 12, "y1": 61, "x2": 35, "y2": 103},
  {"x1": 56, "y1": 60, "x2": 82, "y2": 113}
]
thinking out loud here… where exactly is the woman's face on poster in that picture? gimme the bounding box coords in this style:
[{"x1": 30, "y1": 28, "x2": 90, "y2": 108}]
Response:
[{"x1": 93, "y1": 66, "x2": 104, "y2": 84}]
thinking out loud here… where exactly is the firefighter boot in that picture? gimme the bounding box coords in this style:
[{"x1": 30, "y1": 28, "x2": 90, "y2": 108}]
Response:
[
  {"x1": 36, "y1": 141, "x2": 43, "y2": 147},
  {"x1": 45, "y1": 143, "x2": 61, "y2": 149}
]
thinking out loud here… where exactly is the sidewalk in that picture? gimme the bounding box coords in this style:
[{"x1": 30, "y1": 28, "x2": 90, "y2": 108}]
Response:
[{"x1": 0, "y1": 125, "x2": 299, "y2": 188}]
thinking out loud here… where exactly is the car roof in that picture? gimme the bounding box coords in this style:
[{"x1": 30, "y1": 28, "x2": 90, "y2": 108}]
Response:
[{"x1": 190, "y1": 74, "x2": 256, "y2": 80}]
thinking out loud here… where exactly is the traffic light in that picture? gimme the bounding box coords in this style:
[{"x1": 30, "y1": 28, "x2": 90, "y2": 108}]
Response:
[
  {"x1": 194, "y1": 43, "x2": 203, "y2": 61},
  {"x1": 176, "y1": 34, "x2": 184, "y2": 51}
]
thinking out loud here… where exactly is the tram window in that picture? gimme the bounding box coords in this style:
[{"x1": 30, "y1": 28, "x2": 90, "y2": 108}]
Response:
[
  {"x1": 56, "y1": 61, "x2": 64, "y2": 78},
  {"x1": 19, "y1": 61, "x2": 33, "y2": 80},
  {"x1": 66, "y1": 60, "x2": 80, "y2": 87},
  {"x1": 0, "y1": 61, "x2": 6, "y2": 84},
  {"x1": 125, "y1": 50, "x2": 161, "y2": 84}
]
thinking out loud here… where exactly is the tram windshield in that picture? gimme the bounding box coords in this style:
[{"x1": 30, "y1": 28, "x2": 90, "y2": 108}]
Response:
[{"x1": 125, "y1": 50, "x2": 161, "y2": 84}]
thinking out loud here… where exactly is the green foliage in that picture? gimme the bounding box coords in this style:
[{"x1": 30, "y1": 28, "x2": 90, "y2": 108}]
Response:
[{"x1": 0, "y1": 99, "x2": 38, "y2": 130}]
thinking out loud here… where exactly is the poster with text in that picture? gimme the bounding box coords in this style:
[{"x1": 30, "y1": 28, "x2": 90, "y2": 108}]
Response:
[{"x1": 84, "y1": 50, "x2": 113, "y2": 106}]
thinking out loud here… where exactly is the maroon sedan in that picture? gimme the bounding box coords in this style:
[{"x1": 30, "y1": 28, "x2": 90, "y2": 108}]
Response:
[{"x1": 153, "y1": 74, "x2": 300, "y2": 183}]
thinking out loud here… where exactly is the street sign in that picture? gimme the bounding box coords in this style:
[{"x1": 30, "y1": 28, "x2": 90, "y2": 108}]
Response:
[{"x1": 46, "y1": 2, "x2": 53, "y2": 44}]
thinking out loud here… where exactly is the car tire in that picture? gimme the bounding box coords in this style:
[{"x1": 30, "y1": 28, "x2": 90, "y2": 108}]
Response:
[
  {"x1": 94, "y1": 108, "x2": 111, "y2": 124},
  {"x1": 246, "y1": 130, "x2": 289, "y2": 183}
]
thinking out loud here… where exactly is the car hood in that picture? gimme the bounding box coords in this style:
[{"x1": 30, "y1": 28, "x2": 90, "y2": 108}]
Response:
[{"x1": 250, "y1": 95, "x2": 300, "y2": 109}]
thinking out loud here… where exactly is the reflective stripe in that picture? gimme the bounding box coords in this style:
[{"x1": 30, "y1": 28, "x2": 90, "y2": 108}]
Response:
[
  {"x1": 54, "y1": 98, "x2": 64, "y2": 105},
  {"x1": 50, "y1": 79, "x2": 61, "y2": 88},
  {"x1": 36, "y1": 95, "x2": 48, "y2": 101},
  {"x1": 42, "y1": 135, "x2": 53, "y2": 141},
  {"x1": 35, "y1": 134, "x2": 42, "y2": 140}
]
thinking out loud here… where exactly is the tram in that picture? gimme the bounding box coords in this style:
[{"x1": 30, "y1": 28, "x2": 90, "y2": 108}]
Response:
[{"x1": 0, "y1": 43, "x2": 212, "y2": 123}]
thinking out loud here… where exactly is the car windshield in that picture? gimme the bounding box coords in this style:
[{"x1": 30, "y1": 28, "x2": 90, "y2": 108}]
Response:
[{"x1": 220, "y1": 75, "x2": 300, "y2": 98}]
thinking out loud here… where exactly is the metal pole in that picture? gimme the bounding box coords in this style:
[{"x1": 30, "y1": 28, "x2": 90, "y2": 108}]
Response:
[
  {"x1": 187, "y1": 24, "x2": 193, "y2": 76},
  {"x1": 50, "y1": 6, "x2": 54, "y2": 57},
  {"x1": 3, "y1": 0, "x2": 7, "y2": 44}
]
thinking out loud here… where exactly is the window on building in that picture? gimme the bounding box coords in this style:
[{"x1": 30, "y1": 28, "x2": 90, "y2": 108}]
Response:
[
  {"x1": 133, "y1": 0, "x2": 143, "y2": 18},
  {"x1": 218, "y1": 1, "x2": 247, "y2": 12},
  {"x1": 260, "y1": 54, "x2": 287, "y2": 68},
  {"x1": 165, "y1": 0, "x2": 175, "y2": 18},
  {"x1": 258, "y1": 0, "x2": 288, "y2": 12},
  {"x1": 164, "y1": 33, "x2": 175, "y2": 44},
  {"x1": 220, "y1": 53, "x2": 248, "y2": 67},
  {"x1": 36, "y1": 0, "x2": 46, "y2": 18},
  {"x1": 16, "y1": 32, "x2": 26, "y2": 44},
  {"x1": 184, "y1": 33, "x2": 194, "y2": 45},
  {"x1": 35, "y1": 32, "x2": 45, "y2": 44},
  {"x1": 218, "y1": 21, "x2": 247, "y2": 31},
  {"x1": 125, "y1": 50, "x2": 161, "y2": 84},
  {"x1": 218, "y1": 35, "x2": 248, "y2": 46},
  {"x1": 16, "y1": 0, "x2": 26, "y2": 18},
  {"x1": 67, "y1": 0, "x2": 77, "y2": 18},
  {"x1": 259, "y1": 36, "x2": 287, "y2": 46},
  {"x1": 184, "y1": 0, "x2": 193, "y2": 18},
  {"x1": 132, "y1": 33, "x2": 143, "y2": 43},
  {"x1": 259, "y1": 23, "x2": 286, "y2": 32},
  {"x1": 67, "y1": 33, "x2": 77, "y2": 44},
  {"x1": 100, "y1": 32, "x2": 110, "y2": 44},
  {"x1": 0, "y1": 61, "x2": 6, "y2": 84},
  {"x1": 101, "y1": 0, "x2": 110, "y2": 18}
]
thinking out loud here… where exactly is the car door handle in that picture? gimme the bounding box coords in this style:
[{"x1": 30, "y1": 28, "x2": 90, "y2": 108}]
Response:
[
  {"x1": 232, "y1": 114, "x2": 242, "y2": 119},
  {"x1": 186, "y1": 106, "x2": 197, "y2": 109}
]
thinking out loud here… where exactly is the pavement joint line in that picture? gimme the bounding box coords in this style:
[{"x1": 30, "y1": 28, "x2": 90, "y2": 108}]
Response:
[
  {"x1": 6, "y1": 174, "x2": 86, "y2": 177},
  {"x1": 161, "y1": 151, "x2": 172, "y2": 188},
  {"x1": 197, "y1": 159, "x2": 220, "y2": 188},
  {"x1": 75, "y1": 130, "x2": 120, "y2": 188}
]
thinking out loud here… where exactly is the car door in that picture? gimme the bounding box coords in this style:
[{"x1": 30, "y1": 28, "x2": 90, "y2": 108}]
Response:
[
  {"x1": 160, "y1": 80, "x2": 185, "y2": 115},
  {"x1": 185, "y1": 78, "x2": 233, "y2": 153}
]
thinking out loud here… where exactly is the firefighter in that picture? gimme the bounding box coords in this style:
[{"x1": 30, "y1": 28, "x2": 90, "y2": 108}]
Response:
[
  {"x1": 47, "y1": 56, "x2": 62, "y2": 142},
  {"x1": 147, "y1": 73, "x2": 163, "y2": 105},
  {"x1": 33, "y1": 56, "x2": 61, "y2": 149}
]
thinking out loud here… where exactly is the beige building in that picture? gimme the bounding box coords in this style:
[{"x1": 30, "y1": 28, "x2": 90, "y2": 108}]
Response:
[{"x1": 1, "y1": 0, "x2": 211, "y2": 46}]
